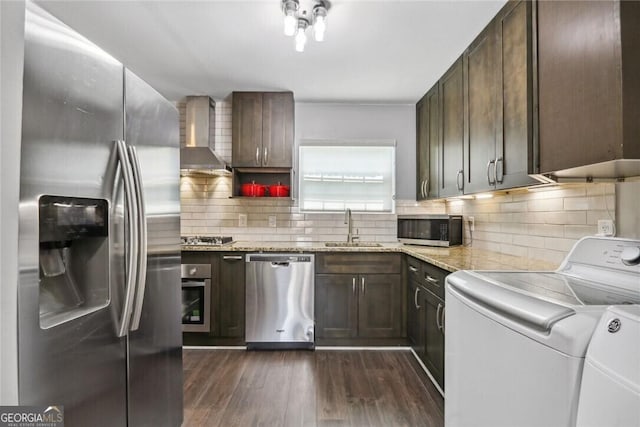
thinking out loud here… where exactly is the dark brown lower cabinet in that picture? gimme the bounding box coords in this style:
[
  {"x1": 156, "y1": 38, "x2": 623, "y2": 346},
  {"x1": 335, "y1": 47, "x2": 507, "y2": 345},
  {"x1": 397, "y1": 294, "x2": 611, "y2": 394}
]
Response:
[
  {"x1": 315, "y1": 253, "x2": 403, "y2": 342},
  {"x1": 218, "y1": 253, "x2": 245, "y2": 338},
  {"x1": 405, "y1": 255, "x2": 446, "y2": 391},
  {"x1": 315, "y1": 275, "x2": 358, "y2": 338},
  {"x1": 422, "y1": 287, "x2": 445, "y2": 391},
  {"x1": 315, "y1": 273, "x2": 402, "y2": 340},
  {"x1": 358, "y1": 274, "x2": 402, "y2": 338},
  {"x1": 407, "y1": 279, "x2": 425, "y2": 360}
]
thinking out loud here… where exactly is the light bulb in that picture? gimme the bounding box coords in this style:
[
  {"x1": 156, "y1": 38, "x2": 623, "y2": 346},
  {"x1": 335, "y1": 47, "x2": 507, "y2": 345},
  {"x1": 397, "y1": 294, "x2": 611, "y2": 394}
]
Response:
[
  {"x1": 313, "y1": 5, "x2": 327, "y2": 42},
  {"x1": 295, "y1": 28, "x2": 307, "y2": 52},
  {"x1": 314, "y1": 15, "x2": 326, "y2": 41},
  {"x1": 295, "y1": 18, "x2": 308, "y2": 52},
  {"x1": 284, "y1": 11, "x2": 297, "y2": 36}
]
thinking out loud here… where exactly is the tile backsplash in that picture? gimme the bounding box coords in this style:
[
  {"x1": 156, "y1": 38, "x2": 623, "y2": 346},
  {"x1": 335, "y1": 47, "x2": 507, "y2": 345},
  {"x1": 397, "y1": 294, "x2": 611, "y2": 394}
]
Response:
[
  {"x1": 179, "y1": 97, "x2": 617, "y2": 263},
  {"x1": 180, "y1": 174, "x2": 402, "y2": 243},
  {"x1": 446, "y1": 183, "x2": 616, "y2": 265},
  {"x1": 181, "y1": 174, "x2": 614, "y2": 264}
]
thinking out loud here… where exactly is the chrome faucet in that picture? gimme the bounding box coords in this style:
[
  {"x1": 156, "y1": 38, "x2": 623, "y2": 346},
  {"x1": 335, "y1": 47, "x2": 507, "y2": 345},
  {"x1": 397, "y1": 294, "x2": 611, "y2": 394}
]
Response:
[{"x1": 345, "y1": 208, "x2": 353, "y2": 243}]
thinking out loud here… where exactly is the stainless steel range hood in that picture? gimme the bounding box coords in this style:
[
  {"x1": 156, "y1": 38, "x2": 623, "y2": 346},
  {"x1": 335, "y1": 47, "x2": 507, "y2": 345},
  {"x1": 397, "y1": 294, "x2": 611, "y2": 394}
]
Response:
[{"x1": 180, "y1": 96, "x2": 230, "y2": 173}]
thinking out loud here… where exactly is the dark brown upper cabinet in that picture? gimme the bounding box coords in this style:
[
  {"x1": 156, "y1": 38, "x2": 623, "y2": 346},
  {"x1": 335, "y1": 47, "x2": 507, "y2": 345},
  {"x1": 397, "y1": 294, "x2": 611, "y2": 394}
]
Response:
[
  {"x1": 537, "y1": 0, "x2": 640, "y2": 179},
  {"x1": 416, "y1": 0, "x2": 640, "y2": 195},
  {"x1": 464, "y1": 0, "x2": 538, "y2": 194},
  {"x1": 439, "y1": 57, "x2": 465, "y2": 198},
  {"x1": 497, "y1": 0, "x2": 538, "y2": 188},
  {"x1": 416, "y1": 85, "x2": 440, "y2": 200},
  {"x1": 464, "y1": 21, "x2": 498, "y2": 194},
  {"x1": 417, "y1": 0, "x2": 538, "y2": 200},
  {"x1": 416, "y1": 95, "x2": 429, "y2": 200},
  {"x1": 232, "y1": 91, "x2": 294, "y2": 168}
]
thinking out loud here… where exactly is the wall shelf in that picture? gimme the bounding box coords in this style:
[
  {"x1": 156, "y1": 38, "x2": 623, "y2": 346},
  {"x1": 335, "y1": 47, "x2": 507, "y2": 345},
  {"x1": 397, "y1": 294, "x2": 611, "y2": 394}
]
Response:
[{"x1": 231, "y1": 167, "x2": 293, "y2": 199}]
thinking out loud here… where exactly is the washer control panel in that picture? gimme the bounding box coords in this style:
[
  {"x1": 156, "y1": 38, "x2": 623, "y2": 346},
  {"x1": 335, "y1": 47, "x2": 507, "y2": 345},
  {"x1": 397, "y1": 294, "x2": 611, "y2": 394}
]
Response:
[
  {"x1": 621, "y1": 246, "x2": 640, "y2": 266},
  {"x1": 563, "y1": 237, "x2": 640, "y2": 272}
]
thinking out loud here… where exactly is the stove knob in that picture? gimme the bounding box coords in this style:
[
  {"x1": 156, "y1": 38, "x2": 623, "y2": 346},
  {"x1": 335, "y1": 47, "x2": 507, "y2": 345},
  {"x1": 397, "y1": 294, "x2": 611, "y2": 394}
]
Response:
[
  {"x1": 621, "y1": 246, "x2": 640, "y2": 266},
  {"x1": 189, "y1": 267, "x2": 197, "y2": 275}
]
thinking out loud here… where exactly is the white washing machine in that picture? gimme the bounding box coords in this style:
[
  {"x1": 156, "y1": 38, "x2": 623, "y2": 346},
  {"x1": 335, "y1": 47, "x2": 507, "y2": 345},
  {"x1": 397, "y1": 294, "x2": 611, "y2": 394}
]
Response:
[
  {"x1": 444, "y1": 236, "x2": 640, "y2": 427},
  {"x1": 576, "y1": 304, "x2": 640, "y2": 427}
]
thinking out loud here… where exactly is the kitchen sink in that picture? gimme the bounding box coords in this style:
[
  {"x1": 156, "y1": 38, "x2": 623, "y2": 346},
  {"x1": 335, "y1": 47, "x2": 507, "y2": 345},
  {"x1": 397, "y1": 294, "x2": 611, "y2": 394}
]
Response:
[{"x1": 324, "y1": 242, "x2": 382, "y2": 247}]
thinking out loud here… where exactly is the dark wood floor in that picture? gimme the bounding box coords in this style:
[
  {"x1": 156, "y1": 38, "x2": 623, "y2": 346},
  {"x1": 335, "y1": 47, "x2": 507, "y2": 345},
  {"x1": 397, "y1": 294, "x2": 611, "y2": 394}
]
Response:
[{"x1": 183, "y1": 349, "x2": 444, "y2": 427}]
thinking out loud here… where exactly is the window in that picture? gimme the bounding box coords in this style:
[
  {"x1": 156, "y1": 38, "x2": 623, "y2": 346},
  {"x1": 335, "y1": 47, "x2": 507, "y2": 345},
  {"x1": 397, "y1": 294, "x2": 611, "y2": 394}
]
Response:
[{"x1": 298, "y1": 140, "x2": 396, "y2": 213}]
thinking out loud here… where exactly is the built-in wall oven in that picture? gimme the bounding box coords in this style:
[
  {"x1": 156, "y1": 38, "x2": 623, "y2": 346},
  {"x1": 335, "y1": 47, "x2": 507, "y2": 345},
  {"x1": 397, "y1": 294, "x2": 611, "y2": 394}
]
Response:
[{"x1": 181, "y1": 263, "x2": 211, "y2": 332}]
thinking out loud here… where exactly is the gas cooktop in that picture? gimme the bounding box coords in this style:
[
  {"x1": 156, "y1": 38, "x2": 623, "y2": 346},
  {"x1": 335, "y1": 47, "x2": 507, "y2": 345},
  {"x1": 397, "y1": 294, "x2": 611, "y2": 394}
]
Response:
[{"x1": 181, "y1": 236, "x2": 234, "y2": 246}]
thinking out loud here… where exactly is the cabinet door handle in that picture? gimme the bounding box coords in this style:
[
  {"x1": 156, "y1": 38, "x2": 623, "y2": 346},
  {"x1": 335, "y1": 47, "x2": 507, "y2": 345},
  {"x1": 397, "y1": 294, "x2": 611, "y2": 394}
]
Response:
[
  {"x1": 425, "y1": 275, "x2": 439, "y2": 285},
  {"x1": 408, "y1": 265, "x2": 418, "y2": 273},
  {"x1": 352, "y1": 277, "x2": 356, "y2": 294},
  {"x1": 495, "y1": 156, "x2": 503, "y2": 184},
  {"x1": 424, "y1": 178, "x2": 429, "y2": 197},
  {"x1": 361, "y1": 277, "x2": 365, "y2": 295},
  {"x1": 255, "y1": 146, "x2": 260, "y2": 166},
  {"x1": 456, "y1": 169, "x2": 464, "y2": 192},
  {"x1": 414, "y1": 286, "x2": 421, "y2": 309},
  {"x1": 441, "y1": 306, "x2": 446, "y2": 335},
  {"x1": 263, "y1": 147, "x2": 268, "y2": 166},
  {"x1": 223, "y1": 255, "x2": 243, "y2": 261},
  {"x1": 436, "y1": 303, "x2": 443, "y2": 331},
  {"x1": 487, "y1": 159, "x2": 496, "y2": 185}
]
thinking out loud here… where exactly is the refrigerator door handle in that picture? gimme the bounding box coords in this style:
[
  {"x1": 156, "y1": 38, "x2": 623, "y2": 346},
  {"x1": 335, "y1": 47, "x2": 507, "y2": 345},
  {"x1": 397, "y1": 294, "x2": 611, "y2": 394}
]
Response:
[
  {"x1": 115, "y1": 140, "x2": 139, "y2": 337},
  {"x1": 128, "y1": 145, "x2": 147, "y2": 331}
]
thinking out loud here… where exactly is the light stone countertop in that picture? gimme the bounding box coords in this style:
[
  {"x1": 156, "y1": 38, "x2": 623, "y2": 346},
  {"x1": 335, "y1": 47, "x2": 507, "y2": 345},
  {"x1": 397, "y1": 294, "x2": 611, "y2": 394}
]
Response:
[{"x1": 181, "y1": 241, "x2": 560, "y2": 273}]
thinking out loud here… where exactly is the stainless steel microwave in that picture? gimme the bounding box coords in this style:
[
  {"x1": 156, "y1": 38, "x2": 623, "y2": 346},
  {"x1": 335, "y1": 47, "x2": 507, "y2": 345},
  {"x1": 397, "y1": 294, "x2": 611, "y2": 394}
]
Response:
[{"x1": 397, "y1": 215, "x2": 463, "y2": 247}]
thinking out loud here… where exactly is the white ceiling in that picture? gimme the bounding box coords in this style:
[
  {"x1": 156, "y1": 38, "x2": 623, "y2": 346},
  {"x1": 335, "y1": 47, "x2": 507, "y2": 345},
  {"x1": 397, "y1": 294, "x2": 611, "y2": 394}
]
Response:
[{"x1": 36, "y1": 0, "x2": 507, "y2": 104}]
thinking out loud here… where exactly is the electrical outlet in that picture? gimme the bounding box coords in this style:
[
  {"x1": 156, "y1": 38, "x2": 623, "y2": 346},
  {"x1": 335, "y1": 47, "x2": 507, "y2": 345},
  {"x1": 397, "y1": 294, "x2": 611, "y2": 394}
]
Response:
[
  {"x1": 597, "y1": 219, "x2": 614, "y2": 236},
  {"x1": 468, "y1": 216, "x2": 475, "y2": 232},
  {"x1": 238, "y1": 213, "x2": 247, "y2": 227},
  {"x1": 268, "y1": 215, "x2": 277, "y2": 228}
]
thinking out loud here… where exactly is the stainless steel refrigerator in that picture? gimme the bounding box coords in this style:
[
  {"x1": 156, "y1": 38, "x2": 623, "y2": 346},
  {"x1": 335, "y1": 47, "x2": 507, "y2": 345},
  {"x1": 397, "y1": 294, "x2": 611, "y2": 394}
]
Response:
[{"x1": 15, "y1": 2, "x2": 183, "y2": 426}]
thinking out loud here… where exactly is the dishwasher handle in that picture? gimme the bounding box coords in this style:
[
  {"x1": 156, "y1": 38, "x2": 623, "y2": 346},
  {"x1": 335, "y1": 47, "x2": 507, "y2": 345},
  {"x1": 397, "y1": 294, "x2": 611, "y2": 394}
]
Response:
[
  {"x1": 271, "y1": 262, "x2": 290, "y2": 267},
  {"x1": 246, "y1": 254, "x2": 313, "y2": 263}
]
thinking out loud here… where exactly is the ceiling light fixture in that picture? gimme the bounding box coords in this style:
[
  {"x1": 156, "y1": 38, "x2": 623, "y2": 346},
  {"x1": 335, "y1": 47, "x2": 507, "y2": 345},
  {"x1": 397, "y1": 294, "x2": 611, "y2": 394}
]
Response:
[{"x1": 282, "y1": 0, "x2": 331, "y2": 52}]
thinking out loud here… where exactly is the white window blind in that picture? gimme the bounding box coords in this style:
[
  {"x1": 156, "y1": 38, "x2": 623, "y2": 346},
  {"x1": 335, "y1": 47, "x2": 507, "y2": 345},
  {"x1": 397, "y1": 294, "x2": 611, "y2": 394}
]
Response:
[{"x1": 298, "y1": 140, "x2": 396, "y2": 213}]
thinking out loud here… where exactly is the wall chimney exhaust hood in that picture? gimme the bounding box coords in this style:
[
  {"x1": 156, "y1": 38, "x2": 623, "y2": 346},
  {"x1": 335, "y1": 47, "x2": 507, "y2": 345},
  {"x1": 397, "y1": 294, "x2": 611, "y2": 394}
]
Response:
[{"x1": 180, "y1": 96, "x2": 230, "y2": 173}]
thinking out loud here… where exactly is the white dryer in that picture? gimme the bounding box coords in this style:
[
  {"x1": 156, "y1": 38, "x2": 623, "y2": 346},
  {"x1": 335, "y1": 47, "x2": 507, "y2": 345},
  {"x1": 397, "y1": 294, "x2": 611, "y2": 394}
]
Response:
[{"x1": 444, "y1": 237, "x2": 640, "y2": 427}]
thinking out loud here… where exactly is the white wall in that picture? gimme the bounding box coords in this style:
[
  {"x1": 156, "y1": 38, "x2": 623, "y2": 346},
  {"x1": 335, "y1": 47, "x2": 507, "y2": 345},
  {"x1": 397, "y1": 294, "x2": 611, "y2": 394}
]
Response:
[
  {"x1": 0, "y1": 0, "x2": 25, "y2": 405},
  {"x1": 295, "y1": 102, "x2": 416, "y2": 200}
]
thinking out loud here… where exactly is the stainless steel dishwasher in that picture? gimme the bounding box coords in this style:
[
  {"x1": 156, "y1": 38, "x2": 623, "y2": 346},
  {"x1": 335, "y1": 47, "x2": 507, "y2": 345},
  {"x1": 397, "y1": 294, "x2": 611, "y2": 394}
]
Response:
[{"x1": 245, "y1": 253, "x2": 315, "y2": 350}]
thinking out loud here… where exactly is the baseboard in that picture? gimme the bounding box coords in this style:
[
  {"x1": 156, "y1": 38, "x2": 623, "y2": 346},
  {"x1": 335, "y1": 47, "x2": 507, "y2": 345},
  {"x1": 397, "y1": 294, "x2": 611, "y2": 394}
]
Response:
[
  {"x1": 410, "y1": 348, "x2": 445, "y2": 398},
  {"x1": 183, "y1": 345, "x2": 247, "y2": 350},
  {"x1": 316, "y1": 346, "x2": 412, "y2": 351}
]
